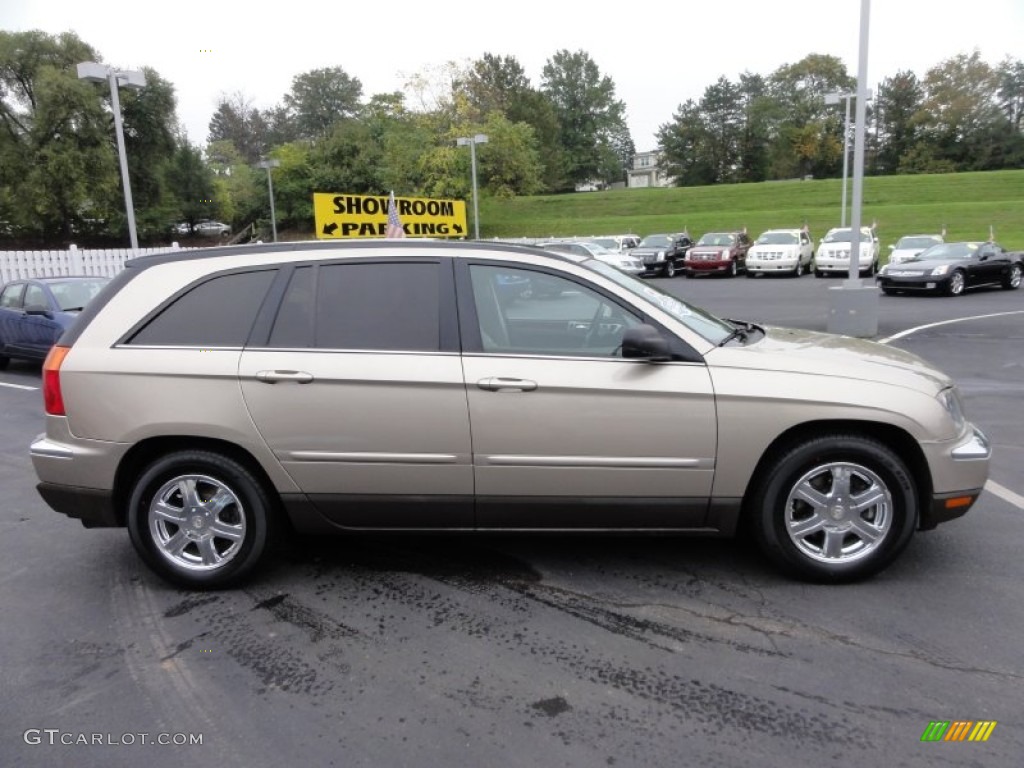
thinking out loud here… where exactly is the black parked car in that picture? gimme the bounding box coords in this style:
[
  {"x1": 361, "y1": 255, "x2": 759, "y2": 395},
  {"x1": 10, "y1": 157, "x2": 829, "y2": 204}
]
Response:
[
  {"x1": 0, "y1": 276, "x2": 110, "y2": 367},
  {"x1": 876, "y1": 241, "x2": 1023, "y2": 297},
  {"x1": 631, "y1": 233, "x2": 694, "y2": 278}
]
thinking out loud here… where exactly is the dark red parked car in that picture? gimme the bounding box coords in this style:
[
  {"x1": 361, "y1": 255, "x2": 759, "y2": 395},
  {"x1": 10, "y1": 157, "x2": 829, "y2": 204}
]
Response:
[{"x1": 684, "y1": 231, "x2": 753, "y2": 277}]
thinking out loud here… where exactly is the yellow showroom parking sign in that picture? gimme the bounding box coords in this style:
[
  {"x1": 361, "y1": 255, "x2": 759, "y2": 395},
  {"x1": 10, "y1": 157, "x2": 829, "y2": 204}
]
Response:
[{"x1": 313, "y1": 193, "x2": 467, "y2": 238}]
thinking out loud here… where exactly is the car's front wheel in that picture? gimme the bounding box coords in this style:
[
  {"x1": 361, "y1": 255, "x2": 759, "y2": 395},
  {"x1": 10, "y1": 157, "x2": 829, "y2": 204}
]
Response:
[
  {"x1": 663, "y1": 260, "x2": 676, "y2": 278},
  {"x1": 1002, "y1": 262, "x2": 1022, "y2": 290},
  {"x1": 0, "y1": 354, "x2": 8, "y2": 370},
  {"x1": 127, "y1": 450, "x2": 278, "y2": 588},
  {"x1": 749, "y1": 434, "x2": 917, "y2": 582},
  {"x1": 945, "y1": 270, "x2": 966, "y2": 296}
]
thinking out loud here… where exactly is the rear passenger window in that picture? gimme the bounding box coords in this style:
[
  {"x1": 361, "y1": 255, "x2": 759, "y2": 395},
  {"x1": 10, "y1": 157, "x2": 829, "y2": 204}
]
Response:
[
  {"x1": 128, "y1": 270, "x2": 275, "y2": 347},
  {"x1": 269, "y1": 262, "x2": 440, "y2": 352}
]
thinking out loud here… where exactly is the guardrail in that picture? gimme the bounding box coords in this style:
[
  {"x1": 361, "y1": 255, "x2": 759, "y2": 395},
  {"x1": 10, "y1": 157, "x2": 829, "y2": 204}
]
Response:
[{"x1": 0, "y1": 244, "x2": 190, "y2": 283}]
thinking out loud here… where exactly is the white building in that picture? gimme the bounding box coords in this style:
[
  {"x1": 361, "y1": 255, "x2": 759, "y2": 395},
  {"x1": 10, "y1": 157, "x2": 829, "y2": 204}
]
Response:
[{"x1": 627, "y1": 150, "x2": 674, "y2": 188}]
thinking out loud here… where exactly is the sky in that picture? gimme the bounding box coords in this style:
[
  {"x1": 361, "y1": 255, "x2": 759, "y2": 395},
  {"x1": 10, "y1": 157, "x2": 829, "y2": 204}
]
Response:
[{"x1": 4, "y1": 0, "x2": 1023, "y2": 151}]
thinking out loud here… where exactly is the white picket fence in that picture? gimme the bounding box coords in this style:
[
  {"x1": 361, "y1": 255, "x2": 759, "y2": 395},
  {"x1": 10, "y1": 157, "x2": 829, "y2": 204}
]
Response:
[{"x1": 0, "y1": 244, "x2": 191, "y2": 284}]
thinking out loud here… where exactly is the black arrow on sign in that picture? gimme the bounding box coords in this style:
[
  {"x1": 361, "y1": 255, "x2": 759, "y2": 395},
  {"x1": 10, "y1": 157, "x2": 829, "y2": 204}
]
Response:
[
  {"x1": 323, "y1": 222, "x2": 338, "y2": 235},
  {"x1": 453, "y1": 224, "x2": 464, "y2": 234}
]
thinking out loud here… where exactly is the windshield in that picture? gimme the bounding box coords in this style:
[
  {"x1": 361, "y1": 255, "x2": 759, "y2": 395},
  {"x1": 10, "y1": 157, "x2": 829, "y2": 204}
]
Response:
[
  {"x1": 579, "y1": 242, "x2": 618, "y2": 256},
  {"x1": 48, "y1": 279, "x2": 109, "y2": 310},
  {"x1": 913, "y1": 242, "x2": 983, "y2": 261},
  {"x1": 697, "y1": 233, "x2": 735, "y2": 247},
  {"x1": 756, "y1": 231, "x2": 799, "y2": 245},
  {"x1": 639, "y1": 235, "x2": 672, "y2": 248},
  {"x1": 582, "y1": 259, "x2": 733, "y2": 344},
  {"x1": 823, "y1": 229, "x2": 872, "y2": 244},
  {"x1": 591, "y1": 238, "x2": 619, "y2": 250},
  {"x1": 896, "y1": 236, "x2": 942, "y2": 250}
]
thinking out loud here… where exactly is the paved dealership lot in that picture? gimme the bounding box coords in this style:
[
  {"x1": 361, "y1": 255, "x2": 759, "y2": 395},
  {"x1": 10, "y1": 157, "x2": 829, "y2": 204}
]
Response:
[{"x1": 1, "y1": 276, "x2": 1020, "y2": 767}]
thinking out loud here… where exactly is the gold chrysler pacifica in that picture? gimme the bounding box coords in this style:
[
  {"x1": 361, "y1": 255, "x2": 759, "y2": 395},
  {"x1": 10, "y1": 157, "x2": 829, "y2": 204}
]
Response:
[{"x1": 31, "y1": 241, "x2": 991, "y2": 588}]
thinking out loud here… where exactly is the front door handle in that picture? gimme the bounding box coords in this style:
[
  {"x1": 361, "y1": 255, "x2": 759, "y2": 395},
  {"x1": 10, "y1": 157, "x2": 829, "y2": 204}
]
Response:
[
  {"x1": 477, "y1": 376, "x2": 538, "y2": 392},
  {"x1": 255, "y1": 370, "x2": 314, "y2": 384}
]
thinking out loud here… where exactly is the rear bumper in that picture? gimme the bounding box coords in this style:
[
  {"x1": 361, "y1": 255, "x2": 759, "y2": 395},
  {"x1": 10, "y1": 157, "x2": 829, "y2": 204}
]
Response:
[{"x1": 36, "y1": 481, "x2": 119, "y2": 527}]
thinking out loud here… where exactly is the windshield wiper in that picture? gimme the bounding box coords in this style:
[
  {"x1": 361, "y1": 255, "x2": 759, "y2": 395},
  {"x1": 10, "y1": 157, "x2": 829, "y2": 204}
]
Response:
[{"x1": 719, "y1": 318, "x2": 763, "y2": 347}]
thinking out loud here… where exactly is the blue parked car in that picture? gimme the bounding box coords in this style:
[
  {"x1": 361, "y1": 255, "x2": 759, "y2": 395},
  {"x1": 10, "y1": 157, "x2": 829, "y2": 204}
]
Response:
[{"x1": 0, "y1": 276, "x2": 110, "y2": 368}]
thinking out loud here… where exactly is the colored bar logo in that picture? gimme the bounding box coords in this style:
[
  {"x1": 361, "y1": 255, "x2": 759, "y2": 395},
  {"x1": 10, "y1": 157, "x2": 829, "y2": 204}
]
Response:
[{"x1": 921, "y1": 721, "x2": 997, "y2": 742}]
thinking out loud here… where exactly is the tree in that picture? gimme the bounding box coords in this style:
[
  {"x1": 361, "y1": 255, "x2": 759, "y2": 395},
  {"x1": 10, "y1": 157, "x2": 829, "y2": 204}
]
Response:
[
  {"x1": 996, "y1": 57, "x2": 1024, "y2": 131},
  {"x1": 913, "y1": 51, "x2": 1002, "y2": 170},
  {"x1": 117, "y1": 67, "x2": 178, "y2": 238},
  {"x1": 657, "y1": 100, "x2": 717, "y2": 187},
  {"x1": 207, "y1": 92, "x2": 269, "y2": 164},
  {"x1": 281, "y1": 66, "x2": 363, "y2": 141},
  {"x1": 768, "y1": 54, "x2": 855, "y2": 178},
  {"x1": 0, "y1": 30, "x2": 119, "y2": 242},
  {"x1": 165, "y1": 137, "x2": 216, "y2": 230},
  {"x1": 874, "y1": 71, "x2": 923, "y2": 174},
  {"x1": 541, "y1": 49, "x2": 631, "y2": 189}
]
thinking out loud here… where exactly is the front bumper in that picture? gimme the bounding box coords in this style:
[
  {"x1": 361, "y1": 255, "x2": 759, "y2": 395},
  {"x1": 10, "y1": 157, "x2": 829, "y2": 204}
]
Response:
[
  {"x1": 919, "y1": 426, "x2": 991, "y2": 529},
  {"x1": 685, "y1": 258, "x2": 732, "y2": 273},
  {"x1": 877, "y1": 274, "x2": 945, "y2": 292},
  {"x1": 748, "y1": 259, "x2": 798, "y2": 273}
]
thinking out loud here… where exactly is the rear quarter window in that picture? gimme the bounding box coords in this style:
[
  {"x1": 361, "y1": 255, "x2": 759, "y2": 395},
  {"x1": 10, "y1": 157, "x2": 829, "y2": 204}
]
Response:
[{"x1": 127, "y1": 270, "x2": 276, "y2": 347}]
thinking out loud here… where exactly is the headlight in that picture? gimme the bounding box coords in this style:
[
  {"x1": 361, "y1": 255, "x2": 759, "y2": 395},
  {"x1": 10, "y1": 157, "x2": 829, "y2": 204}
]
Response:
[
  {"x1": 931, "y1": 265, "x2": 950, "y2": 276},
  {"x1": 938, "y1": 387, "x2": 966, "y2": 433},
  {"x1": 721, "y1": 248, "x2": 731, "y2": 257},
  {"x1": 656, "y1": 250, "x2": 666, "y2": 260},
  {"x1": 879, "y1": 264, "x2": 889, "y2": 274}
]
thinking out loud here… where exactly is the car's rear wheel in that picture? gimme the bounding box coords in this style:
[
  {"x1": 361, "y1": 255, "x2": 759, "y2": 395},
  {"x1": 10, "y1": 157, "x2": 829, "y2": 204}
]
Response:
[
  {"x1": 945, "y1": 270, "x2": 966, "y2": 296},
  {"x1": 127, "y1": 450, "x2": 278, "y2": 589},
  {"x1": 1002, "y1": 263, "x2": 1022, "y2": 290},
  {"x1": 749, "y1": 434, "x2": 917, "y2": 582}
]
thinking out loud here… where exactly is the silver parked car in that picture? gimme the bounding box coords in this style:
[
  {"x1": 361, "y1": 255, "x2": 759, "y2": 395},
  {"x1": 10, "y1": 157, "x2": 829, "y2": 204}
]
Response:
[{"x1": 31, "y1": 241, "x2": 990, "y2": 588}]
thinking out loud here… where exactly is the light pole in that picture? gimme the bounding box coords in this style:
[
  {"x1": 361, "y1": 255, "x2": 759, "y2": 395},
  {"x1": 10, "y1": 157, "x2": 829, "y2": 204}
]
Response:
[
  {"x1": 824, "y1": 89, "x2": 872, "y2": 229},
  {"x1": 456, "y1": 134, "x2": 488, "y2": 239},
  {"x1": 77, "y1": 62, "x2": 146, "y2": 252},
  {"x1": 257, "y1": 159, "x2": 280, "y2": 242}
]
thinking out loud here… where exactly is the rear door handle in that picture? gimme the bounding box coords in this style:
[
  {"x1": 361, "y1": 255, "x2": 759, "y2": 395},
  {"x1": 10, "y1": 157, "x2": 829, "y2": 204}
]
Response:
[
  {"x1": 477, "y1": 377, "x2": 538, "y2": 392},
  {"x1": 255, "y1": 370, "x2": 314, "y2": 384}
]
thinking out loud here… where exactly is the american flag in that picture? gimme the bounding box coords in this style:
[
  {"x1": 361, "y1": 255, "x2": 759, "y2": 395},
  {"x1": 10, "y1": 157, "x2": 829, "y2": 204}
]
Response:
[{"x1": 385, "y1": 191, "x2": 405, "y2": 239}]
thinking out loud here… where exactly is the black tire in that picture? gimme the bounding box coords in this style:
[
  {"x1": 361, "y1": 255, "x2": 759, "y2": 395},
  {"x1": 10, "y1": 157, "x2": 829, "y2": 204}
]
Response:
[
  {"x1": 0, "y1": 354, "x2": 8, "y2": 370},
  {"x1": 663, "y1": 260, "x2": 676, "y2": 278},
  {"x1": 944, "y1": 270, "x2": 966, "y2": 297},
  {"x1": 127, "y1": 450, "x2": 279, "y2": 589},
  {"x1": 792, "y1": 260, "x2": 804, "y2": 278},
  {"x1": 746, "y1": 270, "x2": 757, "y2": 278},
  {"x1": 814, "y1": 269, "x2": 824, "y2": 278},
  {"x1": 1002, "y1": 262, "x2": 1022, "y2": 290},
  {"x1": 881, "y1": 287, "x2": 898, "y2": 296},
  {"x1": 729, "y1": 259, "x2": 738, "y2": 277},
  {"x1": 749, "y1": 434, "x2": 918, "y2": 582}
]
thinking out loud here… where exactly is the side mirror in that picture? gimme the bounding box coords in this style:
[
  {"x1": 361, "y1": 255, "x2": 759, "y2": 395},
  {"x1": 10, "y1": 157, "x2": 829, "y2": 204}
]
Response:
[
  {"x1": 24, "y1": 304, "x2": 52, "y2": 317},
  {"x1": 621, "y1": 325, "x2": 671, "y2": 361}
]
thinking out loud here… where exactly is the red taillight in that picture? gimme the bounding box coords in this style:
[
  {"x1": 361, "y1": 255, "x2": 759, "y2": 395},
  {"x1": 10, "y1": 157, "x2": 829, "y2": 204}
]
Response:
[{"x1": 43, "y1": 345, "x2": 70, "y2": 416}]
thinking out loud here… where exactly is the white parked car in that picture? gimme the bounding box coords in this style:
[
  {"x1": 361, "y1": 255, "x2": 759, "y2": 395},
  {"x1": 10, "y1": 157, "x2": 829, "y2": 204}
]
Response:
[
  {"x1": 889, "y1": 234, "x2": 944, "y2": 266},
  {"x1": 538, "y1": 241, "x2": 645, "y2": 276},
  {"x1": 815, "y1": 227, "x2": 880, "y2": 277},
  {"x1": 746, "y1": 228, "x2": 814, "y2": 277}
]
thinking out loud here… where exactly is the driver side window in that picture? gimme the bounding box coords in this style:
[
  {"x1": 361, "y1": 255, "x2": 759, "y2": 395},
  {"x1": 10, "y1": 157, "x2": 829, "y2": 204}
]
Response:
[{"x1": 468, "y1": 265, "x2": 642, "y2": 357}]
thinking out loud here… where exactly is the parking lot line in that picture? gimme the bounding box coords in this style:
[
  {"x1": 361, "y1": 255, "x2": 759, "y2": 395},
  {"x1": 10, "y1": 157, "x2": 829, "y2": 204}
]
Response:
[
  {"x1": 0, "y1": 381, "x2": 38, "y2": 391},
  {"x1": 986, "y1": 480, "x2": 1024, "y2": 511},
  {"x1": 878, "y1": 310, "x2": 1024, "y2": 344}
]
